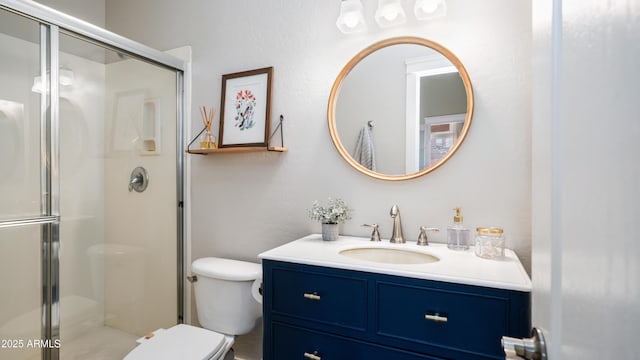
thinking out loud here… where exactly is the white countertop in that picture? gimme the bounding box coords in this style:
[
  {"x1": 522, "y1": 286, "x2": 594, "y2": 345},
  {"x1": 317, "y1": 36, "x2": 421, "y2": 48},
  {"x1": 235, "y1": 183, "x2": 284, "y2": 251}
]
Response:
[{"x1": 258, "y1": 234, "x2": 532, "y2": 292}]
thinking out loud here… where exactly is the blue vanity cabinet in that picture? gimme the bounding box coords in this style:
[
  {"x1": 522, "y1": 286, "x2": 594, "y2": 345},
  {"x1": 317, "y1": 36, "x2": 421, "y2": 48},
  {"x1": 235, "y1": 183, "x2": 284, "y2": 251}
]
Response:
[{"x1": 262, "y1": 260, "x2": 530, "y2": 360}]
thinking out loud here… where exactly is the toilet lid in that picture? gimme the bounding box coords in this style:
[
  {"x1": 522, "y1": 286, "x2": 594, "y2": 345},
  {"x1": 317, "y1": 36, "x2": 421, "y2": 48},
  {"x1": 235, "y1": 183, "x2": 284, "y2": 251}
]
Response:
[
  {"x1": 191, "y1": 257, "x2": 261, "y2": 281},
  {"x1": 124, "y1": 324, "x2": 225, "y2": 360}
]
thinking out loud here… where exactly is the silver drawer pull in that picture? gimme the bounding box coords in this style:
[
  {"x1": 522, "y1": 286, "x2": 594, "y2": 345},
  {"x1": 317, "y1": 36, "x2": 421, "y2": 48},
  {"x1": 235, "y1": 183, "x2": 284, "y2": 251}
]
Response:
[
  {"x1": 304, "y1": 351, "x2": 322, "y2": 360},
  {"x1": 303, "y1": 293, "x2": 321, "y2": 301},
  {"x1": 425, "y1": 313, "x2": 448, "y2": 323}
]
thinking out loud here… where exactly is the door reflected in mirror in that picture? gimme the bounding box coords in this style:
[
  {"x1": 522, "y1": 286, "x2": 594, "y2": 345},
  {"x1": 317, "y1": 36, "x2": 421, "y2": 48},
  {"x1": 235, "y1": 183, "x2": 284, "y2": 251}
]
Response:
[{"x1": 328, "y1": 37, "x2": 473, "y2": 181}]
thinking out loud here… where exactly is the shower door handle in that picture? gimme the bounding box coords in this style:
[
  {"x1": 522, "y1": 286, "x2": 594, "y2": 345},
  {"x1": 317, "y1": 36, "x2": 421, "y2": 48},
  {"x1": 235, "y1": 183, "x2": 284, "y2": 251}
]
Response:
[{"x1": 129, "y1": 167, "x2": 149, "y2": 192}]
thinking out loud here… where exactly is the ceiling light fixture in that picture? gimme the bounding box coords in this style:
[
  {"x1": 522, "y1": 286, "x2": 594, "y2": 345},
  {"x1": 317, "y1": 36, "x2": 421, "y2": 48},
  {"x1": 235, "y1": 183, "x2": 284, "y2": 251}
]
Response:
[
  {"x1": 336, "y1": 0, "x2": 367, "y2": 34},
  {"x1": 337, "y1": 0, "x2": 448, "y2": 34}
]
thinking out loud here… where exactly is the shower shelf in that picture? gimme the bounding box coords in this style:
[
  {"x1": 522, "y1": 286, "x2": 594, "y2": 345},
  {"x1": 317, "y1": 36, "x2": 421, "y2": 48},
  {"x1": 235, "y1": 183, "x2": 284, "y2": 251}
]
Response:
[{"x1": 186, "y1": 146, "x2": 287, "y2": 154}]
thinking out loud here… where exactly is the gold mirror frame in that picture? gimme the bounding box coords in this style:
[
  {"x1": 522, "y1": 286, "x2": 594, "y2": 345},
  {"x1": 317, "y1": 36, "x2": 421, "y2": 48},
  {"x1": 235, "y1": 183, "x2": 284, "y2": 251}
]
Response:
[{"x1": 327, "y1": 36, "x2": 474, "y2": 181}]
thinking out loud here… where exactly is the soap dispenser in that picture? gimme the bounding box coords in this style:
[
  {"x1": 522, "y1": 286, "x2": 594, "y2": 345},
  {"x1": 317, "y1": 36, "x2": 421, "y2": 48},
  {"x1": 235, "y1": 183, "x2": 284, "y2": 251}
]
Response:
[{"x1": 447, "y1": 207, "x2": 471, "y2": 250}]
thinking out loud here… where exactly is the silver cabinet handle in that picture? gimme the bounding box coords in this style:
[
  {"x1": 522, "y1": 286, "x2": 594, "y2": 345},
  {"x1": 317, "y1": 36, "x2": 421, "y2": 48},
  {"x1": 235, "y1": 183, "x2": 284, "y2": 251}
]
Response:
[
  {"x1": 425, "y1": 313, "x2": 448, "y2": 323},
  {"x1": 304, "y1": 352, "x2": 322, "y2": 360},
  {"x1": 303, "y1": 293, "x2": 321, "y2": 300}
]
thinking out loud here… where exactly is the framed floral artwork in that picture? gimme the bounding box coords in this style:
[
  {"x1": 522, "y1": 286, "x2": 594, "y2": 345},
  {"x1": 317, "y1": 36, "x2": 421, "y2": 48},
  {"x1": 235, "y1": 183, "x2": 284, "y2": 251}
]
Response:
[{"x1": 218, "y1": 67, "x2": 273, "y2": 148}]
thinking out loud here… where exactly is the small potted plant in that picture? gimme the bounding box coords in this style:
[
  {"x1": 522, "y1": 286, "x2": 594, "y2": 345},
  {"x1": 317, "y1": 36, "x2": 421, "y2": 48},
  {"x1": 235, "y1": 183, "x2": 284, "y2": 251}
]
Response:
[{"x1": 308, "y1": 198, "x2": 352, "y2": 241}]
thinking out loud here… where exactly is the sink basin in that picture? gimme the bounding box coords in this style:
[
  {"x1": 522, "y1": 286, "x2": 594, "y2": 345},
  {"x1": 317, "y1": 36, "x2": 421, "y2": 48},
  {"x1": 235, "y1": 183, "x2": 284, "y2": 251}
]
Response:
[{"x1": 339, "y1": 247, "x2": 440, "y2": 265}]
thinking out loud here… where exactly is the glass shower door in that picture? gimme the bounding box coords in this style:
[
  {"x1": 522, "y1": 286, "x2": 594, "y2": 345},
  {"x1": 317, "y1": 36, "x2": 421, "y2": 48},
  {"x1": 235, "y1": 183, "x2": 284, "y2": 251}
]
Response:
[
  {"x1": 0, "y1": 3, "x2": 183, "y2": 358},
  {"x1": 0, "y1": 8, "x2": 51, "y2": 360},
  {"x1": 57, "y1": 33, "x2": 179, "y2": 359}
]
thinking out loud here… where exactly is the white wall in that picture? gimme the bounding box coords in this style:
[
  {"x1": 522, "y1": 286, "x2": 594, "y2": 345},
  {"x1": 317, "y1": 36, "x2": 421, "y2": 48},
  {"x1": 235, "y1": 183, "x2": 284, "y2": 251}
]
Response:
[
  {"x1": 105, "y1": 0, "x2": 532, "y2": 268},
  {"x1": 34, "y1": 0, "x2": 105, "y2": 28}
]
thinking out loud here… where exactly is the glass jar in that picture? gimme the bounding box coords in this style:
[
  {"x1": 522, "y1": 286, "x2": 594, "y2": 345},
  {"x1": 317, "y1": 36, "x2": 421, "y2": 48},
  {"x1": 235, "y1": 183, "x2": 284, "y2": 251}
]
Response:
[
  {"x1": 474, "y1": 227, "x2": 505, "y2": 259},
  {"x1": 199, "y1": 129, "x2": 217, "y2": 149}
]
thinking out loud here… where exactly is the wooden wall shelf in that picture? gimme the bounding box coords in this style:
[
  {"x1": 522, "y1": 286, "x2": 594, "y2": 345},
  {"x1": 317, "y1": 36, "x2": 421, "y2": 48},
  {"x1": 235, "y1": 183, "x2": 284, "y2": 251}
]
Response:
[{"x1": 186, "y1": 146, "x2": 287, "y2": 154}]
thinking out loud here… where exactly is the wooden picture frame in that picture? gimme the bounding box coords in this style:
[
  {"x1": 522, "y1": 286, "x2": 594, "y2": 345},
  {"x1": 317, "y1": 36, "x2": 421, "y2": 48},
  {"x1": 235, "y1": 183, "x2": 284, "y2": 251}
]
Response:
[{"x1": 218, "y1": 67, "x2": 273, "y2": 148}]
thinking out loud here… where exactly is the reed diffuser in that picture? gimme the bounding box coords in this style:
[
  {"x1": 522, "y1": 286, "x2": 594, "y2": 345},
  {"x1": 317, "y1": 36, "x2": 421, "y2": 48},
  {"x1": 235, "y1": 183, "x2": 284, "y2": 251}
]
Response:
[{"x1": 199, "y1": 106, "x2": 216, "y2": 149}]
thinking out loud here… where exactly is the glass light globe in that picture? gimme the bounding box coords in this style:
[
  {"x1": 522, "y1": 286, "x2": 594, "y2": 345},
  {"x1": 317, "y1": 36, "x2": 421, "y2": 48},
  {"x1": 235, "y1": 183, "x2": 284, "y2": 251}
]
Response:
[
  {"x1": 343, "y1": 13, "x2": 359, "y2": 29},
  {"x1": 382, "y1": 8, "x2": 399, "y2": 21},
  {"x1": 414, "y1": 0, "x2": 447, "y2": 20},
  {"x1": 336, "y1": 0, "x2": 367, "y2": 33},
  {"x1": 374, "y1": 0, "x2": 406, "y2": 28},
  {"x1": 419, "y1": 0, "x2": 439, "y2": 14}
]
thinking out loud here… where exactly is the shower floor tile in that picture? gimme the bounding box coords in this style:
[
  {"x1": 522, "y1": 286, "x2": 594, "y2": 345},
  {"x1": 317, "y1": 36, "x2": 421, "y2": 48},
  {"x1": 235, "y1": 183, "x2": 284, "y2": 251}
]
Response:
[{"x1": 59, "y1": 325, "x2": 136, "y2": 360}]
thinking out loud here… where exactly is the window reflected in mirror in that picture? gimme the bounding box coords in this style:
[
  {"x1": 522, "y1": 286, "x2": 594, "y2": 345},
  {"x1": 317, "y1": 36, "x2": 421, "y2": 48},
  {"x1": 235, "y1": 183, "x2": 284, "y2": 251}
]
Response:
[{"x1": 421, "y1": 120, "x2": 463, "y2": 169}]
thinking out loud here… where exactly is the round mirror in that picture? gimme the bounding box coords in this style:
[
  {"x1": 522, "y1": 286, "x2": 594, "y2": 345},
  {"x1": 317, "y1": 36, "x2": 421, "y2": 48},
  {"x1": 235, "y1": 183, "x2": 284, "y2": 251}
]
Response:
[{"x1": 328, "y1": 37, "x2": 474, "y2": 181}]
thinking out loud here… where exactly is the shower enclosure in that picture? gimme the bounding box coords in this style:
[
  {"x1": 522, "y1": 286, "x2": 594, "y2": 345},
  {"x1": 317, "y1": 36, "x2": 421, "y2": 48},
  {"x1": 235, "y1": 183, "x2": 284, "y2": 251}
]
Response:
[{"x1": 0, "y1": 1, "x2": 186, "y2": 359}]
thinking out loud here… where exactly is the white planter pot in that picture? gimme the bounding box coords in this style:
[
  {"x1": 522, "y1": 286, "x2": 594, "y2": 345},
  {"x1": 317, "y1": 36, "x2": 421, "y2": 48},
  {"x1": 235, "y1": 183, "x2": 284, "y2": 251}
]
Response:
[{"x1": 321, "y1": 223, "x2": 339, "y2": 241}]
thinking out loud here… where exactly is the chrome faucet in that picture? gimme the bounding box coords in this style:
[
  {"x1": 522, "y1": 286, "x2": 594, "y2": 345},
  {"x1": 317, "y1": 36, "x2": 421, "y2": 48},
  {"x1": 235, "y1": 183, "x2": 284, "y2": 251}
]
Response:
[{"x1": 389, "y1": 205, "x2": 405, "y2": 243}]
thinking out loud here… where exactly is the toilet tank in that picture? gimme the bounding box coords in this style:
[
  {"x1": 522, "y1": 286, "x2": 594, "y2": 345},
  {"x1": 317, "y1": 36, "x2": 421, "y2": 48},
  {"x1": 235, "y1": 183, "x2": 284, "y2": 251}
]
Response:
[{"x1": 191, "y1": 257, "x2": 262, "y2": 335}]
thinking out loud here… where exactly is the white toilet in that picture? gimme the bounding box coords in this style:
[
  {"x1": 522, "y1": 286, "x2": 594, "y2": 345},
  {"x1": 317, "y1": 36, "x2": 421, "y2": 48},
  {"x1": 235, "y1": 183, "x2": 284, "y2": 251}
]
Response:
[{"x1": 124, "y1": 257, "x2": 262, "y2": 360}]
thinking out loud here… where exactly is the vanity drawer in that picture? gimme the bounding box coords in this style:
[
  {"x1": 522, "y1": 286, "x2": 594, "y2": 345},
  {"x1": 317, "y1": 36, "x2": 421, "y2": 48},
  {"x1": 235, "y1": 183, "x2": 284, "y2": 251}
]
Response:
[
  {"x1": 376, "y1": 281, "x2": 509, "y2": 358},
  {"x1": 271, "y1": 322, "x2": 443, "y2": 360},
  {"x1": 270, "y1": 266, "x2": 367, "y2": 331}
]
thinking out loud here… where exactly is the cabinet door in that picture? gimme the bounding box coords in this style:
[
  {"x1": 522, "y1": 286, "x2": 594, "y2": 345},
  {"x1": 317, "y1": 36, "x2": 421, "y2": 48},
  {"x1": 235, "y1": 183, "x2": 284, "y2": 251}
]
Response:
[
  {"x1": 377, "y1": 281, "x2": 509, "y2": 358},
  {"x1": 270, "y1": 266, "x2": 367, "y2": 332},
  {"x1": 271, "y1": 322, "x2": 442, "y2": 360}
]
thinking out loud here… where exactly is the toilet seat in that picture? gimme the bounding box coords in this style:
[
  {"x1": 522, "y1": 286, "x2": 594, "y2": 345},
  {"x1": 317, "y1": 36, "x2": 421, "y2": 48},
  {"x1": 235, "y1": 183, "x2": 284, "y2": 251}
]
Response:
[{"x1": 124, "y1": 324, "x2": 226, "y2": 360}]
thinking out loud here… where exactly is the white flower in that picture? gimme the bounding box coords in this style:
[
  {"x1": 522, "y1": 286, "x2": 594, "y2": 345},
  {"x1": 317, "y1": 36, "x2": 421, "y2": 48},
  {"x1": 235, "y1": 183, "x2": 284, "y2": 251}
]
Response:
[{"x1": 308, "y1": 198, "x2": 352, "y2": 224}]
